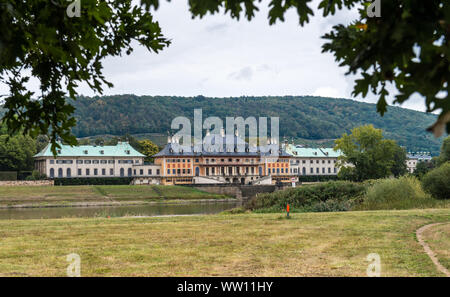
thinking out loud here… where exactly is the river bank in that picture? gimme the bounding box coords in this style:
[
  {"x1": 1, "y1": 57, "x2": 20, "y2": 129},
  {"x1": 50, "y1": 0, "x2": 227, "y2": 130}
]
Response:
[{"x1": 0, "y1": 185, "x2": 232, "y2": 209}]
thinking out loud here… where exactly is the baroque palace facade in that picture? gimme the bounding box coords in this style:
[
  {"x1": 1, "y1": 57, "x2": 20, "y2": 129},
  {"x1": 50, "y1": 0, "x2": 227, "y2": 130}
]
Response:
[
  {"x1": 35, "y1": 131, "x2": 425, "y2": 185},
  {"x1": 33, "y1": 132, "x2": 344, "y2": 185}
]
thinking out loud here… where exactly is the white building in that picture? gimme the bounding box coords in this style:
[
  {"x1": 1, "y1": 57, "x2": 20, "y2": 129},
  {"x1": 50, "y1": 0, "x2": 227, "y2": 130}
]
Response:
[
  {"x1": 406, "y1": 152, "x2": 432, "y2": 173},
  {"x1": 34, "y1": 141, "x2": 161, "y2": 179},
  {"x1": 284, "y1": 144, "x2": 341, "y2": 176}
]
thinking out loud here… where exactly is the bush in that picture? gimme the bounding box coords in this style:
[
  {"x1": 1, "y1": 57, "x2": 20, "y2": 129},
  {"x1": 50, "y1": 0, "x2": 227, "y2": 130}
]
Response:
[
  {"x1": 53, "y1": 177, "x2": 133, "y2": 186},
  {"x1": 356, "y1": 176, "x2": 435, "y2": 210},
  {"x1": 0, "y1": 171, "x2": 17, "y2": 181},
  {"x1": 246, "y1": 181, "x2": 367, "y2": 212},
  {"x1": 25, "y1": 170, "x2": 47, "y2": 180},
  {"x1": 421, "y1": 162, "x2": 450, "y2": 199}
]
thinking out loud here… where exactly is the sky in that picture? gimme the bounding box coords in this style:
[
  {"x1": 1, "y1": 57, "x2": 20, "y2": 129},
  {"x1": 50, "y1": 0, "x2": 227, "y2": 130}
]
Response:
[{"x1": 0, "y1": 0, "x2": 428, "y2": 112}]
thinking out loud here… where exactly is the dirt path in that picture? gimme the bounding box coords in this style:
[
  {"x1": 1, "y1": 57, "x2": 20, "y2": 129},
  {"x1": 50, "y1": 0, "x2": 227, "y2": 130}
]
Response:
[{"x1": 416, "y1": 222, "x2": 450, "y2": 277}]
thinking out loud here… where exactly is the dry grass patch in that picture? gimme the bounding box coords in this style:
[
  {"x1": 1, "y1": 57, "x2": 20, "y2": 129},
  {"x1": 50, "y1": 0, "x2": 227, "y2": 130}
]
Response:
[{"x1": 0, "y1": 209, "x2": 448, "y2": 276}]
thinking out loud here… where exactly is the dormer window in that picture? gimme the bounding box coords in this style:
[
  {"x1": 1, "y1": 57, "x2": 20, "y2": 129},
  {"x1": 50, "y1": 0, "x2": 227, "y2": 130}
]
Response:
[
  {"x1": 83, "y1": 150, "x2": 88, "y2": 154},
  {"x1": 125, "y1": 150, "x2": 130, "y2": 154},
  {"x1": 100, "y1": 150, "x2": 104, "y2": 154},
  {"x1": 57, "y1": 149, "x2": 61, "y2": 154}
]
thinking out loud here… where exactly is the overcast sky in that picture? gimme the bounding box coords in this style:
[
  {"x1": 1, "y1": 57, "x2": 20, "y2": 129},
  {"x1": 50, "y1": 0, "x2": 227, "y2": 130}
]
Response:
[{"x1": 1, "y1": 0, "x2": 428, "y2": 112}]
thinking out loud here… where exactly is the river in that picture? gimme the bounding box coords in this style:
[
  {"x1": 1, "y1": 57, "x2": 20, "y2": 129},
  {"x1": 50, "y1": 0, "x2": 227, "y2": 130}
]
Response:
[{"x1": 0, "y1": 200, "x2": 242, "y2": 220}]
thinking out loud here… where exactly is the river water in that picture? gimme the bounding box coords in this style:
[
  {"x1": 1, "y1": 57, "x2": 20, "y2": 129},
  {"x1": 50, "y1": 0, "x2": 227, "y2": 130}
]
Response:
[{"x1": 0, "y1": 200, "x2": 242, "y2": 220}]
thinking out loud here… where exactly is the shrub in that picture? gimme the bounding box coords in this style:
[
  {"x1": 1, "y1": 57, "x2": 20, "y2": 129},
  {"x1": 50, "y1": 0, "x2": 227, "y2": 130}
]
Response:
[
  {"x1": 421, "y1": 162, "x2": 450, "y2": 199},
  {"x1": 53, "y1": 177, "x2": 133, "y2": 186},
  {"x1": 356, "y1": 176, "x2": 435, "y2": 210},
  {"x1": 246, "y1": 181, "x2": 367, "y2": 212}
]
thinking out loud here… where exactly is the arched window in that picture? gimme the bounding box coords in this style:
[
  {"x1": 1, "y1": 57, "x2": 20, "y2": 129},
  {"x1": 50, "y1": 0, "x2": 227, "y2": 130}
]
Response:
[
  {"x1": 195, "y1": 167, "x2": 199, "y2": 176},
  {"x1": 120, "y1": 168, "x2": 124, "y2": 177},
  {"x1": 259, "y1": 167, "x2": 262, "y2": 176},
  {"x1": 49, "y1": 168, "x2": 54, "y2": 178},
  {"x1": 58, "y1": 168, "x2": 63, "y2": 178},
  {"x1": 127, "y1": 168, "x2": 132, "y2": 177},
  {"x1": 67, "y1": 168, "x2": 71, "y2": 178}
]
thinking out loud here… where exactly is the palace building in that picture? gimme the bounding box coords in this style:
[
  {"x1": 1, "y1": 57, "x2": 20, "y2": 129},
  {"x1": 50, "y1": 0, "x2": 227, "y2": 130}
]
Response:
[
  {"x1": 148, "y1": 130, "x2": 295, "y2": 185},
  {"x1": 34, "y1": 141, "x2": 153, "y2": 179},
  {"x1": 284, "y1": 144, "x2": 341, "y2": 176}
]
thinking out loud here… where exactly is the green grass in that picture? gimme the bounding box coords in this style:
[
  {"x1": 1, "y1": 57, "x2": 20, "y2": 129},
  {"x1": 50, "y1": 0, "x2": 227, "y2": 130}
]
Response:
[
  {"x1": 0, "y1": 185, "x2": 229, "y2": 207},
  {"x1": 0, "y1": 209, "x2": 448, "y2": 276}
]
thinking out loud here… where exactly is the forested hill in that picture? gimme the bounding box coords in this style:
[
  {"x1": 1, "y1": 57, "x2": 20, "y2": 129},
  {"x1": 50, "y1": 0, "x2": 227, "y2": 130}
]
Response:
[{"x1": 67, "y1": 95, "x2": 443, "y2": 155}]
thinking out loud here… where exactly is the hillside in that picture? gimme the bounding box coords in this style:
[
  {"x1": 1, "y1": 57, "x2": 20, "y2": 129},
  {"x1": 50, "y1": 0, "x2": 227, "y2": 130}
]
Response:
[{"x1": 69, "y1": 95, "x2": 443, "y2": 155}]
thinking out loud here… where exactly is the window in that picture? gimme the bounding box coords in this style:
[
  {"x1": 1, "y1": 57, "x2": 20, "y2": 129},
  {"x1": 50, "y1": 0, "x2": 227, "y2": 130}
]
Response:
[
  {"x1": 86, "y1": 169, "x2": 90, "y2": 176},
  {"x1": 195, "y1": 159, "x2": 199, "y2": 163},
  {"x1": 334, "y1": 168, "x2": 337, "y2": 173},
  {"x1": 50, "y1": 160, "x2": 55, "y2": 164},
  {"x1": 140, "y1": 169, "x2": 143, "y2": 175},
  {"x1": 187, "y1": 169, "x2": 191, "y2": 174},
  {"x1": 78, "y1": 169, "x2": 82, "y2": 175},
  {"x1": 94, "y1": 169, "x2": 98, "y2": 176},
  {"x1": 93, "y1": 160, "x2": 99, "y2": 164},
  {"x1": 49, "y1": 168, "x2": 54, "y2": 178},
  {"x1": 167, "y1": 169, "x2": 170, "y2": 174},
  {"x1": 172, "y1": 169, "x2": 176, "y2": 174},
  {"x1": 322, "y1": 168, "x2": 325, "y2": 174},
  {"x1": 316, "y1": 168, "x2": 319, "y2": 174},
  {"x1": 84, "y1": 160, "x2": 91, "y2": 164},
  {"x1": 110, "y1": 169, "x2": 114, "y2": 175},
  {"x1": 316, "y1": 160, "x2": 319, "y2": 164},
  {"x1": 156, "y1": 169, "x2": 160, "y2": 175},
  {"x1": 101, "y1": 160, "x2": 107, "y2": 164},
  {"x1": 310, "y1": 168, "x2": 314, "y2": 173},
  {"x1": 77, "y1": 160, "x2": 83, "y2": 164},
  {"x1": 328, "y1": 168, "x2": 331, "y2": 173},
  {"x1": 148, "y1": 169, "x2": 152, "y2": 175},
  {"x1": 108, "y1": 160, "x2": 114, "y2": 164},
  {"x1": 183, "y1": 169, "x2": 186, "y2": 174},
  {"x1": 177, "y1": 169, "x2": 181, "y2": 174},
  {"x1": 102, "y1": 169, "x2": 106, "y2": 176}
]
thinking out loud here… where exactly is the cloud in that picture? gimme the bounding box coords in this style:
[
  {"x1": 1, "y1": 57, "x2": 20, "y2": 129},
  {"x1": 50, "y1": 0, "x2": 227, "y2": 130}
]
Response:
[{"x1": 228, "y1": 66, "x2": 253, "y2": 81}]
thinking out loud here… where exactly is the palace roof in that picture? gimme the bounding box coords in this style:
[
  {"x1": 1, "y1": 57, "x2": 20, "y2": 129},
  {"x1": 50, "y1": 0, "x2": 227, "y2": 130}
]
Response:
[
  {"x1": 153, "y1": 134, "x2": 290, "y2": 157},
  {"x1": 284, "y1": 144, "x2": 342, "y2": 158},
  {"x1": 34, "y1": 142, "x2": 145, "y2": 158}
]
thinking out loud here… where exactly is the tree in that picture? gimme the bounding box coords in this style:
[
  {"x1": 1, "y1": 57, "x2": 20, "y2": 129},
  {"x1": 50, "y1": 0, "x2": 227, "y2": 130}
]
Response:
[
  {"x1": 436, "y1": 136, "x2": 450, "y2": 166},
  {"x1": 1, "y1": 0, "x2": 449, "y2": 152},
  {"x1": 414, "y1": 161, "x2": 436, "y2": 179},
  {"x1": 391, "y1": 145, "x2": 407, "y2": 177},
  {"x1": 0, "y1": 134, "x2": 36, "y2": 171},
  {"x1": 421, "y1": 162, "x2": 450, "y2": 199},
  {"x1": 334, "y1": 124, "x2": 402, "y2": 181},
  {"x1": 138, "y1": 139, "x2": 159, "y2": 162}
]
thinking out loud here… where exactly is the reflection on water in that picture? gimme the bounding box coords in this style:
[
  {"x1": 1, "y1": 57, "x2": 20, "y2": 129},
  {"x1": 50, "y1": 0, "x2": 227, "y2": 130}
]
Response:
[{"x1": 0, "y1": 200, "x2": 241, "y2": 220}]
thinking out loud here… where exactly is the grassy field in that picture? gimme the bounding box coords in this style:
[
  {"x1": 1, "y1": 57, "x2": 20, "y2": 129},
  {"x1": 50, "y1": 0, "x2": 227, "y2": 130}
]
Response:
[
  {"x1": 0, "y1": 209, "x2": 448, "y2": 276},
  {"x1": 0, "y1": 185, "x2": 229, "y2": 207},
  {"x1": 421, "y1": 223, "x2": 450, "y2": 271}
]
